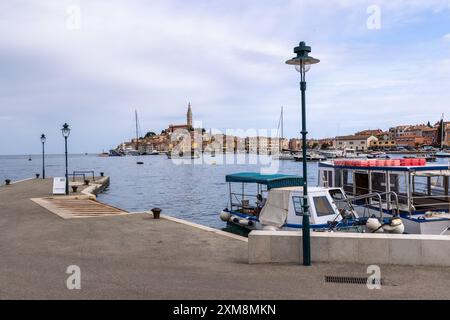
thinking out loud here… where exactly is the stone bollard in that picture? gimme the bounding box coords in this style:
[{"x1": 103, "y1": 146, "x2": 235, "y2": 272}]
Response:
[
  {"x1": 100, "y1": 172, "x2": 104, "y2": 177},
  {"x1": 35, "y1": 173, "x2": 40, "y2": 179},
  {"x1": 5, "y1": 179, "x2": 11, "y2": 185},
  {"x1": 71, "y1": 185, "x2": 78, "y2": 193},
  {"x1": 151, "y1": 207, "x2": 161, "y2": 219}
]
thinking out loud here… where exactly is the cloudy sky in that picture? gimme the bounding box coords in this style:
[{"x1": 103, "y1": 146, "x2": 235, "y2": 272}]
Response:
[{"x1": 0, "y1": 0, "x2": 449, "y2": 154}]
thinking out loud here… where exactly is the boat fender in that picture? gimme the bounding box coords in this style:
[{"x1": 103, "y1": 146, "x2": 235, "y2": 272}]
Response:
[
  {"x1": 219, "y1": 211, "x2": 231, "y2": 222},
  {"x1": 230, "y1": 215, "x2": 240, "y2": 224},
  {"x1": 238, "y1": 218, "x2": 251, "y2": 226},
  {"x1": 382, "y1": 218, "x2": 405, "y2": 234},
  {"x1": 262, "y1": 225, "x2": 279, "y2": 231},
  {"x1": 366, "y1": 216, "x2": 384, "y2": 233}
]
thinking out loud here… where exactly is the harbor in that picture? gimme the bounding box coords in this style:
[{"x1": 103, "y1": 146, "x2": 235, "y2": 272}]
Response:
[
  {"x1": 2, "y1": 0, "x2": 450, "y2": 306},
  {"x1": 1, "y1": 176, "x2": 450, "y2": 299},
  {"x1": 2, "y1": 153, "x2": 448, "y2": 229}
]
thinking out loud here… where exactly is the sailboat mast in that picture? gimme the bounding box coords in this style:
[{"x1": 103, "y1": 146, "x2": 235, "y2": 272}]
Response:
[
  {"x1": 280, "y1": 106, "x2": 284, "y2": 152},
  {"x1": 441, "y1": 113, "x2": 445, "y2": 151},
  {"x1": 135, "y1": 109, "x2": 139, "y2": 152}
]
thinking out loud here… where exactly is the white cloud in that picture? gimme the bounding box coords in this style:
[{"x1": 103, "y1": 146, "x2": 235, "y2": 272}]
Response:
[{"x1": 0, "y1": 0, "x2": 449, "y2": 153}]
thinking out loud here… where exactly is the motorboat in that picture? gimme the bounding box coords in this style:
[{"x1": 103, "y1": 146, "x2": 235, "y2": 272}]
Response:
[
  {"x1": 436, "y1": 151, "x2": 450, "y2": 158},
  {"x1": 167, "y1": 150, "x2": 200, "y2": 159},
  {"x1": 367, "y1": 151, "x2": 389, "y2": 159},
  {"x1": 109, "y1": 149, "x2": 124, "y2": 157},
  {"x1": 219, "y1": 172, "x2": 404, "y2": 234},
  {"x1": 342, "y1": 148, "x2": 367, "y2": 159},
  {"x1": 403, "y1": 154, "x2": 436, "y2": 162},
  {"x1": 272, "y1": 152, "x2": 297, "y2": 160},
  {"x1": 294, "y1": 152, "x2": 326, "y2": 162},
  {"x1": 318, "y1": 159, "x2": 450, "y2": 235},
  {"x1": 319, "y1": 149, "x2": 344, "y2": 159}
]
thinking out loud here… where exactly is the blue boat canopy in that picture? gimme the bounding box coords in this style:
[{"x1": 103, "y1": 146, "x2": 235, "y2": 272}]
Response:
[{"x1": 225, "y1": 172, "x2": 304, "y2": 190}]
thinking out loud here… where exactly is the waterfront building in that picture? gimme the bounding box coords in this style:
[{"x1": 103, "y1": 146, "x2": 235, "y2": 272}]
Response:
[
  {"x1": 369, "y1": 139, "x2": 397, "y2": 150},
  {"x1": 389, "y1": 125, "x2": 411, "y2": 139},
  {"x1": 334, "y1": 135, "x2": 378, "y2": 151},
  {"x1": 247, "y1": 136, "x2": 260, "y2": 154},
  {"x1": 288, "y1": 138, "x2": 301, "y2": 151},
  {"x1": 355, "y1": 129, "x2": 384, "y2": 137},
  {"x1": 234, "y1": 136, "x2": 246, "y2": 153},
  {"x1": 278, "y1": 138, "x2": 289, "y2": 151},
  {"x1": 394, "y1": 134, "x2": 427, "y2": 148},
  {"x1": 421, "y1": 127, "x2": 438, "y2": 145},
  {"x1": 143, "y1": 134, "x2": 169, "y2": 152}
]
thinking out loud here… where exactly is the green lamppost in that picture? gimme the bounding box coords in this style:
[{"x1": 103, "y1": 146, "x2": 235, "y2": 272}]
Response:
[
  {"x1": 286, "y1": 41, "x2": 320, "y2": 266},
  {"x1": 40, "y1": 134, "x2": 46, "y2": 179},
  {"x1": 61, "y1": 123, "x2": 71, "y2": 195}
]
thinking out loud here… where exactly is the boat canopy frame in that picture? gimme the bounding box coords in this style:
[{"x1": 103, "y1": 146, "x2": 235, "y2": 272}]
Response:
[
  {"x1": 225, "y1": 172, "x2": 304, "y2": 214},
  {"x1": 225, "y1": 172, "x2": 304, "y2": 190}
]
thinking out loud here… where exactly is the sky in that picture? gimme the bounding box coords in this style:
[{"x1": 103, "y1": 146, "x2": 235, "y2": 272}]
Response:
[{"x1": 0, "y1": 0, "x2": 449, "y2": 154}]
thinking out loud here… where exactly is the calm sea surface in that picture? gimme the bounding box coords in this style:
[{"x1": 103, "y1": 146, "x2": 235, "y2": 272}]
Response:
[{"x1": 1, "y1": 153, "x2": 448, "y2": 228}]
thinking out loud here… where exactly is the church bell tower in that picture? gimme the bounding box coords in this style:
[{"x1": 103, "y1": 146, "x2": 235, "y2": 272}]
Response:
[{"x1": 187, "y1": 102, "x2": 193, "y2": 129}]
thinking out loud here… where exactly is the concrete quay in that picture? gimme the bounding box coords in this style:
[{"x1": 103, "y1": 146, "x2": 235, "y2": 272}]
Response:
[
  {"x1": 249, "y1": 231, "x2": 450, "y2": 267},
  {"x1": 1, "y1": 178, "x2": 450, "y2": 299}
]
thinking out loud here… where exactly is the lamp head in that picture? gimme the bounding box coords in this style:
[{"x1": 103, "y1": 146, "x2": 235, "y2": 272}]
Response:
[
  {"x1": 286, "y1": 41, "x2": 320, "y2": 72},
  {"x1": 61, "y1": 123, "x2": 71, "y2": 138},
  {"x1": 40, "y1": 134, "x2": 46, "y2": 143}
]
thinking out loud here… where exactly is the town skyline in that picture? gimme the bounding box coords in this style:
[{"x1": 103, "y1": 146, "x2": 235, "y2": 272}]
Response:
[{"x1": 114, "y1": 103, "x2": 449, "y2": 155}]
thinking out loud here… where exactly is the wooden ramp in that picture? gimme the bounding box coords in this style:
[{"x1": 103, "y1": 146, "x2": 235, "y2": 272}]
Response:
[{"x1": 31, "y1": 196, "x2": 129, "y2": 219}]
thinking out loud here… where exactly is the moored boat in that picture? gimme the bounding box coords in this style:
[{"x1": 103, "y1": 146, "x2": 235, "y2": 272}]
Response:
[
  {"x1": 436, "y1": 151, "x2": 450, "y2": 158},
  {"x1": 272, "y1": 152, "x2": 297, "y2": 160},
  {"x1": 294, "y1": 152, "x2": 326, "y2": 162},
  {"x1": 219, "y1": 172, "x2": 404, "y2": 234},
  {"x1": 367, "y1": 151, "x2": 389, "y2": 159},
  {"x1": 167, "y1": 150, "x2": 200, "y2": 159},
  {"x1": 318, "y1": 159, "x2": 450, "y2": 234},
  {"x1": 403, "y1": 154, "x2": 436, "y2": 162}
]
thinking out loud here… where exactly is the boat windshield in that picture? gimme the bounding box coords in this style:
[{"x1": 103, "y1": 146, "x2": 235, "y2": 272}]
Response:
[
  {"x1": 312, "y1": 196, "x2": 336, "y2": 217},
  {"x1": 410, "y1": 171, "x2": 450, "y2": 211}
]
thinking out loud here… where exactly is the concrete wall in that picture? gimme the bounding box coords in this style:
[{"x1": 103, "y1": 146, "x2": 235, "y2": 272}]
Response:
[{"x1": 248, "y1": 230, "x2": 450, "y2": 267}]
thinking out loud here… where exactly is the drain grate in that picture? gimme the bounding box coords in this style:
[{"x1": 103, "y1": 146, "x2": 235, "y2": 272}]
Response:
[{"x1": 325, "y1": 275, "x2": 384, "y2": 285}]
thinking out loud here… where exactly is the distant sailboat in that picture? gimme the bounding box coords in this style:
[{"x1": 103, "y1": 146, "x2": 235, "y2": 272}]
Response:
[
  {"x1": 28, "y1": 154, "x2": 32, "y2": 161},
  {"x1": 134, "y1": 109, "x2": 144, "y2": 165},
  {"x1": 272, "y1": 107, "x2": 295, "y2": 160}
]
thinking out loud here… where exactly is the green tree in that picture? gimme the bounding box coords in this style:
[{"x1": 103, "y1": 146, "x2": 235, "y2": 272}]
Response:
[
  {"x1": 436, "y1": 119, "x2": 444, "y2": 147},
  {"x1": 145, "y1": 131, "x2": 156, "y2": 138},
  {"x1": 320, "y1": 143, "x2": 329, "y2": 150}
]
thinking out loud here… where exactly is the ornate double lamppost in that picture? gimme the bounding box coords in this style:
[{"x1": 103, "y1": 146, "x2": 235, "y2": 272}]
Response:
[
  {"x1": 286, "y1": 42, "x2": 320, "y2": 266},
  {"x1": 61, "y1": 123, "x2": 71, "y2": 195}
]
